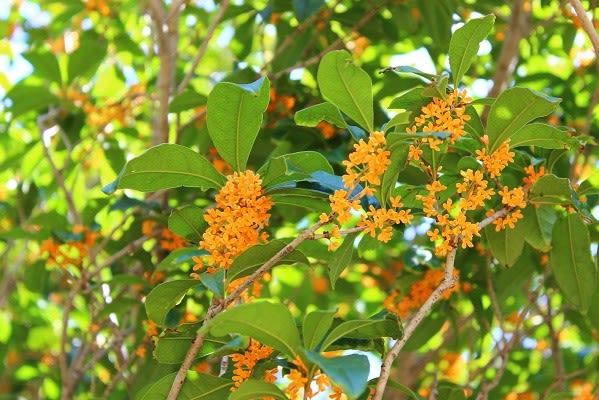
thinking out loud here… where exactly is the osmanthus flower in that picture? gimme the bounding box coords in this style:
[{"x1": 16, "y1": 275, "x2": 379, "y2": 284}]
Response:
[
  {"x1": 193, "y1": 170, "x2": 272, "y2": 274},
  {"x1": 230, "y1": 339, "x2": 274, "y2": 390},
  {"x1": 384, "y1": 268, "x2": 459, "y2": 318},
  {"x1": 406, "y1": 89, "x2": 472, "y2": 158},
  {"x1": 475, "y1": 136, "x2": 514, "y2": 178},
  {"x1": 323, "y1": 131, "x2": 413, "y2": 245}
]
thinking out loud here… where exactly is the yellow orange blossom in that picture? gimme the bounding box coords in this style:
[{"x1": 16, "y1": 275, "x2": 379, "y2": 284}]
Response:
[
  {"x1": 285, "y1": 356, "x2": 309, "y2": 399},
  {"x1": 522, "y1": 165, "x2": 545, "y2": 186},
  {"x1": 456, "y1": 169, "x2": 495, "y2": 210},
  {"x1": 194, "y1": 171, "x2": 271, "y2": 273},
  {"x1": 571, "y1": 381, "x2": 594, "y2": 400},
  {"x1": 489, "y1": 208, "x2": 524, "y2": 231},
  {"x1": 440, "y1": 352, "x2": 466, "y2": 382},
  {"x1": 499, "y1": 186, "x2": 526, "y2": 209},
  {"x1": 384, "y1": 268, "x2": 459, "y2": 318},
  {"x1": 406, "y1": 90, "x2": 472, "y2": 153},
  {"x1": 475, "y1": 137, "x2": 514, "y2": 178},
  {"x1": 230, "y1": 339, "x2": 274, "y2": 389},
  {"x1": 141, "y1": 220, "x2": 186, "y2": 252},
  {"x1": 342, "y1": 131, "x2": 390, "y2": 187}
]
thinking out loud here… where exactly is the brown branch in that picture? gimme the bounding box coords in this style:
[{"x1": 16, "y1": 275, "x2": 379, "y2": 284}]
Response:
[
  {"x1": 166, "y1": 220, "x2": 326, "y2": 399},
  {"x1": 569, "y1": 0, "x2": 599, "y2": 56},
  {"x1": 38, "y1": 109, "x2": 82, "y2": 226},
  {"x1": 270, "y1": 0, "x2": 388, "y2": 81},
  {"x1": 176, "y1": 0, "x2": 230, "y2": 95}
]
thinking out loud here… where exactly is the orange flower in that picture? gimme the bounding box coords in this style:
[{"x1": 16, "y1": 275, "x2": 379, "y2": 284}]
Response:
[
  {"x1": 230, "y1": 339, "x2": 274, "y2": 389},
  {"x1": 475, "y1": 138, "x2": 514, "y2": 178},
  {"x1": 196, "y1": 171, "x2": 271, "y2": 273}
]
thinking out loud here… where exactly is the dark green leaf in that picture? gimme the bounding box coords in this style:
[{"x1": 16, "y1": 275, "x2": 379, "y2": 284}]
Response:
[
  {"x1": 270, "y1": 188, "x2": 330, "y2": 213},
  {"x1": 294, "y1": 102, "x2": 348, "y2": 129},
  {"x1": 304, "y1": 350, "x2": 369, "y2": 399},
  {"x1": 137, "y1": 371, "x2": 233, "y2": 400},
  {"x1": 229, "y1": 380, "x2": 287, "y2": 400},
  {"x1": 157, "y1": 248, "x2": 205, "y2": 271},
  {"x1": 528, "y1": 174, "x2": 573, "y2": 205},
  {"x1": 258, "y1": 151, "x2": 334, "y2": 189},
  {"x1": 168, "y1": 205, "x2": 207, "y2": 242},
  {"x1": 510, "y1": 123, "x2": 577, "y2": 149},
  {"x1": 328, "y1": 232, "x2": 358, "y2": 289},
  {"x1": 302, "y1": 309, "x2": 336, "y2": 351},
  {"x1": 486, "y1": 88, "x2": 560, "y2": 151},
  {"x1": 521, "y1": 205, "x2": 556, "y2": 252},
  {"x1": 154, "y1": 334, "x2": 245, "y2": 364},
  {"x1": 207, "y1": 76, "x2": 270, "y2": 171},
  {"x1": 484, "y1": 218, "x2": 527, "y2": 267},
  {"x1": 169, "y1": 90, "x2": 207, "y2": 113},
  {"x1": 227, "y1": 240, "x2": 309, "y2": 283},
  {"x1": 550, "y1": 213, "x2": 598, "y2": 312},
  {"x1": 199, "y1": 269, "x2": 225, "y2": 299},
  {"x1": 448, "y1": 15, "x2": 495, "y2": 86},
  {"x1": 320, "y1": 315, "x2": 402, "y2": 351},
  {"x1": 317, "y1": 50, "x2": 373, "y2": 132},
  {"x1": 104, "y1": 144, "x2": 226, "y2": 193},
  {"x1": 145, "y1": 280, "x2": 202, "y2": 327},
  {"x1": 292, "y1": 0, "x2": 324, "y2": 22},
  {"x1": 204, "y1": 302, "x2": 302, "y2": 358}
]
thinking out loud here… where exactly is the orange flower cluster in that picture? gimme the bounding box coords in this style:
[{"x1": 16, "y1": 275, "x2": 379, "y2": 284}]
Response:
[
  {"x1": 85, "y1": 0, "x2": 111, "y2": 15},
  {"x1": 61, "y1": 84, "x2": 145, "y2": 130},
  {"x1": 406, "y1": 89, "x2": 472, "y2": 159},
  {"x1": 283, "y1": 356, "x2": 342, "y2": 399},
  {"x1": 324, "y1": 132, "x2": 412, "y2": 244},
  {"x1": 455, "y1": 169, "x2": 495, "y2": 210},
  {"x1": 267, "y1": 88, "x2": 295, "y2": 117},
  {"x1": 316, "y1": 121, "x2": 338, "y2": 139},
  {"x1": 195, "y1": 171, "x2": 271, "y2": 273},
  {"x1": 503, "y1": 392, "x2": 535, "y2": 400},
  {"x1": 522, "y1": 165, "x2": 545, "y2": 186},
  {"x1": 571, "y1": 381, "x2": 594, "y2": 400},
  {"x1": 141, "y1": 220, "x2": 186, "y2": 252},
  {"x1": 440, "y1": 352, "x2": 466, "y2": 382},
  {"x1": 230, "y1": 339, "x2": 274, "y2": 389},
  {"x1": 206, "y1": 146, "x2": 233, "y2": 175},
  {"x1": 384, "y1": 268, "x2": 459, "y2": 317},
  {"x1": 39, "y1": 226, "x2": 98, "y2": 269},
  {"x1": 475, "y1": 137, "x2": 514, "y2": 178}
]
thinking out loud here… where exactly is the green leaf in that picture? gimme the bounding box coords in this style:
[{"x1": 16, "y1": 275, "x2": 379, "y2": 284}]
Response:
[
  {"x1": 320, "y1": 315, "x2": 402, "y2": 352},
  {"x1": 145, "y1": 280, "x2": 202, "y2": 327},
  {"x1": 5, "y1": 84, "x2": 58, "y2": 118},
  {"x1": 229, "y1": 380, "x2": 287, "y2": 400},
  {"x1": 294, "y1": 102, "x2": 348, "y2": 128},
  {"x1": 521, "y1": 205, "x2": 557, "y2": 252},
  {"x1": 104, "y1": 144, "x2": 226, "y2": 193},
  {"x1": 486, "y1": 87, "x2": 560, "y2": 151},
  {"x1": 270, "y1": 188, "x2": 330, "y2": 213},
  {"x1": 379, "y1": 136, "x2": 409, "y2": 206},
  {"x1": 258, "y1": 151, "x2": 334, "y2": 189},
  {"x1": 587, "y1": 290, "x2": 599, "y2": 332},
  {"x1": 550, "y1": 213, "x2": 598, "y2": 313},
  {"x1": 388, "y1": 87, "x2": 426, "y2": 113},
  {"x1": 227, "y1": 240, "x2": 309, "y2": 283},
  {"x1": 207, "y1": 76, "x2": 270, "y2": 171},
  {"x1": 303, "y1": 309, "x2": 336, "y2": 351},
  {"x1": 528, "y1": 174, "x2": 574, "y2": 205},
  {"x1": 168, "y1": 205, "x2": 207, "y2": 242},
  {"x1": 292, "y1": 0, "x2": 324, "y2": 22},
  {"x1": 157, "y1": 248, "x2": 205, "y2": 271},
  {"x1": 448, "y1": 15, "x2": 495, "y2": 86},
  {"x1": 0, "y1": 310, "x2": 11, "y2": 343},
  {"x1": 510, "y1": 123, "x2": 577, "y2": 149},
  {"x1": 199, "y1": 269, "x2": 225, "y2": 299},
  {"x1": 317, "y1": 50, "x2": 373, "y2": 132},
  {"x1": 204, "y1": 302, "x2": 301, "y2": 358},
  {"x1": 328, "y1": 232, "x2": 358, "y2": 289},
  {"x1": 169, "y1": 90, "x2": 207, "y2": 113},
  {"x1": 154, "y1": 334, "x2": 245, "y2": 364},
  {"x1": 304, "y1": 350, "x2": 369, "y2": 399},
  {"x1": 24, "y1": 50, "x2": 62, "y2": 84},
  {"x1": 137, "y1": 371, "x2": 233, "y2": 400},
  {"x1": 385, "y1": 379, "x2": 422, "y2": 399},
  {"x1": 67, "y1": 31, "x2": 107, "y2": 83},
  {"x1": 484, "y1": 218, "x2": 527, "y2": 267},
  {"x1": 384, "y1": 112, "x2": 411, "y2": 133}
]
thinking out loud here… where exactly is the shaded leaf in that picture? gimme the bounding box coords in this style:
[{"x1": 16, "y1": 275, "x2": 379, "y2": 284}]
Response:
[
  {"x1": 294, "y1": 102, "x2": 348, "y2": 129},
  {"x1": 303, "y1": 309, "x2": 336, "y2": 351},
  {"x1": 484, "y1": 218, "x2": 527, "y2": 267},
  {"x1": 510, "y1": 123, "x2": 577, "y2": 149},
  {"x1": 168, "y1": 205, "x2": 207, "y2": 242},
  {"x1": 229, "y1": 380, "x2": 287, "y2": 400},
  {"x1": 320, "y1": 315, "x2": 402, "y2": 352},
  {"x1": 145, "y1": 280, "x2": 202, "y2": 327},
  {"x1": 328, "y1": 232, "x2": 358, "y2": 289},
  {"x1": 528, "y1": 174, "x2": 573, "y2": 205},
  {"x1": 304, "y1": 350, "x2": 369, "y2": 399},
  {"x1": 137, "y1": 371, "x2": 233, "y2": 400}
]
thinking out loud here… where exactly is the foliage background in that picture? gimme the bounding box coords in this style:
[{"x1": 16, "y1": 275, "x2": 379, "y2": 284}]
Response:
[{"x1": 0, "y1": 0, "x2": 598, "y2": 399}]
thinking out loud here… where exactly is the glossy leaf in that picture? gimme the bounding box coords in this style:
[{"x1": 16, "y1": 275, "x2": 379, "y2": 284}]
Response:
[
  {"x1": 528, "y1": 174, "x2": 573, "y2": 205},
  {"x1": 157, "y1": 248, "x2": 205, "y2": 271},
  {"x1": 168, "y1": 205, "x2": 207, "y2": 242},
  {"x1": 317, "y1": 50, "x2": 374, "y2": 132},
  {"x1": 550, "y1": 213, "x2": 598, "y2": 312},
  {"x1": 229, "y1": 380, "x2": 287, "y2": 400},
  {"x1": 303, "y1": 309, "x2": 336, "y2": 351},
  {"x1": 199, "y1": 269, "x2": 225, "y2": 299},
  {"x1": 304, "y1": 350, "x2": 369, "y2": 399},
  {"x1": 484, "y1": 218, "x2": 527, "y2": 267},
  {"x1": 145, "y1": 280, "x2": 202, "y2": 327},
  {"x1": 137, "y1": 371, "x2": 233, "y2": 400},
  {"x1": 521, "y1": 205, "x2": 556, "y2": 252},
  {"x1": 204, "y1": 302, "x2": 302, "y2": 358},
  {"x1": 207, "y1": 76, "x2": 270, "y2": 171},
  {"x1": 154, "y1": 335, "x2": 245, "y2": 364},
  {"x1": 258, "y1": 151, "x2": 334, "y2": 189},
  {"x1": 104, "y1": 144, "x2": 226, "y2": 193},
  {"x1": 227, "y1": 240, "x2": 309, "y2": 283},
  {"x1": 448, "y1": 15, "x2": 495, "y2": 86},
  {"x1": 294, "y1": 102, "x2": 348, "y2": 129},
  {"x1": 328, "y1": 232, "x2": 358, "y2": 289},
  {"x1": 486, "y1": 87, "x2": 560, "y2": 151},
  {"x1": 510, "y1": 123, "x2": 578, "y2": 149},
  {"x1": 379, "y1": 135, "x2": 409, "y2": 206},
  {"x1": 269, "y1": 188, "x2": 330, "y2": 213},
  {"x1": 320, "y1": 315, "x2": 403, "y2": 351}
]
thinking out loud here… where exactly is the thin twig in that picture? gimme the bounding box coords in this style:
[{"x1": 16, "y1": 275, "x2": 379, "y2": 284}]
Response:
[
  {"x1": 176, "y1": 0, "x2": 230, "y2": 95},
  {"x1": 569, "y1": 0, "x2": 599, "y2": 55},
  {"x1": 166, "y1": 219, "x2": 325, "y2": 400}
]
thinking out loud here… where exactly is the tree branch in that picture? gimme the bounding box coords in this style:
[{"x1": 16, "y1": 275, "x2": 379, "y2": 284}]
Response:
[
  {"x1": 569, "y1": 0, "x2": 599, "y2": 56},
  {"x1": 176, "y1": 0, "x2": 230, "y2": 95},
  {"x1": 166, "y1": 219, "x2": 326, "y2": 399}
]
